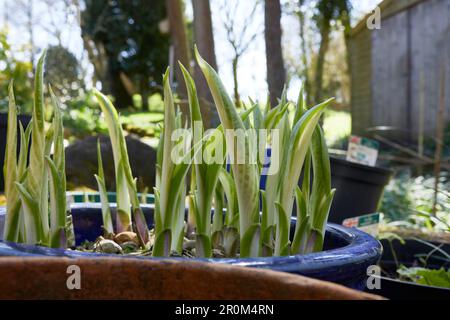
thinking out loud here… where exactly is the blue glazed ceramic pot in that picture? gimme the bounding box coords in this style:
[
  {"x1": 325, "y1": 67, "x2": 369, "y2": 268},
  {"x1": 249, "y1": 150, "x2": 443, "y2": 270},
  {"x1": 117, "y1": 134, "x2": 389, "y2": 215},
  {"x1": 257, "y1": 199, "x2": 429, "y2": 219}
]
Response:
[{"x1": 0, "y1": 204, "x2": 382, "y2": 290}]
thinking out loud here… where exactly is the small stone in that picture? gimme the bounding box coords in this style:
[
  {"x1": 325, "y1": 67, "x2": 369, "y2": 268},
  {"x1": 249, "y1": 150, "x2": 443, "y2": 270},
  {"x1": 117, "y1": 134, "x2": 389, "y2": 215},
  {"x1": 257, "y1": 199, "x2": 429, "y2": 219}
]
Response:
[
  {"x1": 212, "y1": 249, "x2": 225, "y2": 258},
  {"x1": 120, "y1": 241, "x2": 139, "y2": 253},
  {"x1": 114, "y1": 232, "x2": 139, "y2": 246},
  {"x1": 94, "y1": 239, "x2": 123, "y2": 254}
]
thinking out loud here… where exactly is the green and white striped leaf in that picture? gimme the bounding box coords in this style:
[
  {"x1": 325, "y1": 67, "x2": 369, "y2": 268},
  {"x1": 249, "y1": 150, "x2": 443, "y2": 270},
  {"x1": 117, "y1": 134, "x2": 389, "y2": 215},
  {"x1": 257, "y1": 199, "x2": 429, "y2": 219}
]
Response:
[
  {"x1": 95, "y1": 139, "x2": 114, "y2": 234},
  {"x1": 3, "y1": 81, "x2": 21, "y2": 241},
  {"x1": 195, "y1": 47, "x2": 260, "y2": 256},
  {"x1": 25, "y1": 51, "x2": 47, "y2": 244},
  {"x1": 46, "y1": 156, "x2": 67, "y2": 248},
  {"x1": 94, "y1": 89, "x2": 132, "y2": 232}
]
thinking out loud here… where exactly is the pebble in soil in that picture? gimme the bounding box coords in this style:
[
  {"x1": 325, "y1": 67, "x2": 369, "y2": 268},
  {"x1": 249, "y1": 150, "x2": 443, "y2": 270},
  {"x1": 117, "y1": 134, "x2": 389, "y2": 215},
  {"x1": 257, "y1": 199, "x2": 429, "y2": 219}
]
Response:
[{"x1": 76, "y1": 230, "x2": 229, "y2": 258}]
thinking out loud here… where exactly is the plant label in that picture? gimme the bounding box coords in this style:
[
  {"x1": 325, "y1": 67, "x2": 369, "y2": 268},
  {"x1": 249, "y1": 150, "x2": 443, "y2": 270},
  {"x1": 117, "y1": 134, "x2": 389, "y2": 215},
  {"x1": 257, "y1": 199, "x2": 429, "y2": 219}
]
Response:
[
  {"x1": 343, "y1": 212, "x2": 381, "y2": 237},
  {"x1": 346, "y1": 135, "x2": 379, "y2": 167}
]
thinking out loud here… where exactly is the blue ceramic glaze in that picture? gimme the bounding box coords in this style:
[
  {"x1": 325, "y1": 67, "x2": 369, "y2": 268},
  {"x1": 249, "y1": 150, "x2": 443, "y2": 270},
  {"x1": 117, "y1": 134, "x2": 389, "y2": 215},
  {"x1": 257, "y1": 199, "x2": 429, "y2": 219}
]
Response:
[{"x1": 0, "y1": 204, "x2": 382, "y2": 290}]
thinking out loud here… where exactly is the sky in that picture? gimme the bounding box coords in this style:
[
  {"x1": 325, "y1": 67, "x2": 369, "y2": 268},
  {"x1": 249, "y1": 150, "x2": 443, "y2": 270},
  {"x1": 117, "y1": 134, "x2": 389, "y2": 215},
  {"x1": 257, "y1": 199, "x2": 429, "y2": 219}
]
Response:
[{"x1": 0, "y1": 0, "x2": 383, "y2": 103}]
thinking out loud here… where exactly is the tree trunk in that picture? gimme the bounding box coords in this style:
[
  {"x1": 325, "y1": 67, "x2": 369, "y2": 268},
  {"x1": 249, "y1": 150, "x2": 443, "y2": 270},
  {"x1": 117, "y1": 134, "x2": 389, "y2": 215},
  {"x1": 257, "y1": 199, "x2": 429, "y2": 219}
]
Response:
[
  {"x1": 232, "y1": 57, "x2": 241, "y2": 107},
  {"x1": 313, "y1": 20, "x2": 331, "y2": 105},
  {"x1": 341, "y1": 9, "x2": 352, "y2": 107},
  {"x1": 109, "y1": 67, "x2": 133, "y2": 108},
  {"x1": 166, "y1": 0, "x2": 190, "y2": 117},
  {"x1": 298, "y1": 0, "x2": 311, "y2": 105},
  {"x1": 264, "y1": 0, "x2": 286, "y2": 107},
  {"x1": 192, "y1": 0, "x2": 220, "y2": 128}
]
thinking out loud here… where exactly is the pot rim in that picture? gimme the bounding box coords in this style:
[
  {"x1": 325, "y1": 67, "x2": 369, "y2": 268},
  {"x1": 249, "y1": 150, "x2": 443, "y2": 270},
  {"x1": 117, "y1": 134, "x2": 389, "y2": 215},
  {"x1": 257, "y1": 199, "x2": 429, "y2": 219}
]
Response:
[
  {"x1": 0, "y1": 203, "x2": 382, "y2": 275},
  {"x1": 330, "y1": 155, "x2": 393, "y2": 175}
]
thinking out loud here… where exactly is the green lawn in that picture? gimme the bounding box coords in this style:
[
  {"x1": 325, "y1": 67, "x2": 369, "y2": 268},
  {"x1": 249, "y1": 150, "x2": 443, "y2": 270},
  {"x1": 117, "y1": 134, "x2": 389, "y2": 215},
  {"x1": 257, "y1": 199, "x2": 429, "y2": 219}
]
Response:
[{"x1": 322, "y1": 110, "x2": 351, "y2": 148}]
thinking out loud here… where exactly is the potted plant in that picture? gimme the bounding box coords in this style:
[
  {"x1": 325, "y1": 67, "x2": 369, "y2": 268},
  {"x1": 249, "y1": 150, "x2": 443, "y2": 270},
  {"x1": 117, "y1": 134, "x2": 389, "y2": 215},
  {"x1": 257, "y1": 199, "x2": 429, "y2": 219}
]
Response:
[
  {"x1": 327, "y1": 156, "x2": 393, "y2": 224},
  {"x1": 0, "y1": 49, "x2": 382, "y2": 290},
  {"x1": 368, "y1": 233, "x2": 449, "y2": 299}
]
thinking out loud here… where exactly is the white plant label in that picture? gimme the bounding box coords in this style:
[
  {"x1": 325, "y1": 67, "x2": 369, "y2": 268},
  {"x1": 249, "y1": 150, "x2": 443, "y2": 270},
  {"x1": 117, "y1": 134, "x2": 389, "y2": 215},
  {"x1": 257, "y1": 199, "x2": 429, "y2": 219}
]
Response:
[{"x1": 346, "y1": 135, "x2": 379, "y2": 167}]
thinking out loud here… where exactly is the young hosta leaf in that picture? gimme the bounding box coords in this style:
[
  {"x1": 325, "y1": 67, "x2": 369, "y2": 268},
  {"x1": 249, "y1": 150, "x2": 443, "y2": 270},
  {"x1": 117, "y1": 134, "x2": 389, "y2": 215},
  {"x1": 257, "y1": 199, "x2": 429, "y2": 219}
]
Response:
[
  {"x1": 279, "y1": 98, "x2": 334, "y2": 220},
  {"x1": 95, "y1": 174, "x2": 114, "y2": 235},
  {"x1": 94, "y1": 89, "x2": 132, "y2": 232},
  {"x1": 260, "y1": 191, "x2": 274, "y2": 256},
  {"x1": 239, "y1": 223, "x2": 261, "y2": 258},
  {"x1": 153, "y1": 188, "x2": 162, "y2": 235},
  {"x1": 212, "y1": 184, "x2": 224, "y2": 234},
  {"x1": 222, "y1": 227, "x2": 239, "y2": 257},
  {"x1": 14, "y1": 122, "x2": 32, "y2": 243},
  {"x1": 291, "y1": 213, "x2": 311, "y2": 254},
  {"x1": 196, "y1": 233, "x2": 212, "y2": 258},
  {"x1": 263, "y1": 112, "x2": 291, "y2": 233},
  {"x1": 39, "y1": 126, "x2": 54, "y2": 242},
  {"x1": 156, "y1": 125, "x2": 164, "y2": 190},
  {"x1": 118, "y1": 132, "x2": 150, "y2": 245},
  {"x1": 17, "y1": 121, "x2": 32, "y2": 181},
  {"x1": 162, "y1": 139, "x2": 203, "y2": 232},
  {"x1": 305, "y1": 229, "x2": 324, "y2": 253},
  {"x1": 293, "y1": 84, "x2": 307, "y2": 124},
  {"x1": 195, "y1": 47, "x2": 260, "y2": 253},
  {"x1": 301, "y1": 152, "x2": 311, "y2": 212},
  {"x1": 158, "y1": 68, "x2": 176, "y2": 228},
  {"x1": 96, "y1": 93, "x2": 151, "y2": 243},
  {"x1": 49, "y1": 87, "x2": 65, "y2": 173},
  {"x1": 48, "y1": 90, "x2": 67, "y2": 248},
  {"x1": 26, "y1": 51, "x2": 47, "y2": 243},
  {"x1": 309, "y1": 127, "x2": 332, "y2": 231},
  {"x1": 264, "y1": 103, "x2": 289, "y2": 131},
  {"x1": 14, "y1": 182, "x2": 43, "y2": 245},
  {"x1": 261, "y1": 224, "x2": 275, "y2": 257},
  {"x1": 95, "y1": 139, "x2": 114, "y2": 234},
  {"x1": 302, "y1": 126, "x2": 335, "y2": 252},
  {"x1": 46, "y1": 156, "x2": 67, "y2": 248},
  {"x1": 274, "y1": 202, "x2": 290, "y2": 256},
  {"x1": 152, "y1": 229, "x2": 171, "y2": 257},
  {"x1": 179, "y1": 63, "x2": 224, "y2": 245},
  {"x1": 3, "y1": 81, "x2": 21, "y2": 241},
  {"x1": 65, "y1": 214, "x2": 75, "y2": 247},
  {"x1": 217, "y1": 168, "x2": 238, "y2": 227},
  {"x1": 155, "y1": 68, "x2": 208, "y2": 256},
  {"x1": 171, "y1": 181, "x2": 186, "y2": 253}
]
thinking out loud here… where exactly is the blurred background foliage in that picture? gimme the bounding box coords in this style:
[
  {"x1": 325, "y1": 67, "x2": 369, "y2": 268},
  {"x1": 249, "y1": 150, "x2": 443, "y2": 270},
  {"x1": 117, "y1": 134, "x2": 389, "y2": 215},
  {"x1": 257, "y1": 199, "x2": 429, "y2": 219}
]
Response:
[{"x1": 0, "y1": 31, "x2": 33, "y2": 113}]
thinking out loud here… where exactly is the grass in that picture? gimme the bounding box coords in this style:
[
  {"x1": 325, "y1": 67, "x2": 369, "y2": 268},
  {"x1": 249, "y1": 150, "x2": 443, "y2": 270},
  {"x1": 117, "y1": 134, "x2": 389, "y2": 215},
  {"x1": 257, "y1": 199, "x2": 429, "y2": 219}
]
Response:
[{"x1": 322, "y1": 110, "x2": 351, "y2": 148}]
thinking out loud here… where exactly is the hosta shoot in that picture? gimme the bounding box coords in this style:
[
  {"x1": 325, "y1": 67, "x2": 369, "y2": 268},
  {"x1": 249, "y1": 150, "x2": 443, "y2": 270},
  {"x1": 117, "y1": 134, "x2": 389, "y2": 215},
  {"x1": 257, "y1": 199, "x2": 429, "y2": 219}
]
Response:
[{"x1": 4, "y1": 51, "x2": 72, "y2": 248}]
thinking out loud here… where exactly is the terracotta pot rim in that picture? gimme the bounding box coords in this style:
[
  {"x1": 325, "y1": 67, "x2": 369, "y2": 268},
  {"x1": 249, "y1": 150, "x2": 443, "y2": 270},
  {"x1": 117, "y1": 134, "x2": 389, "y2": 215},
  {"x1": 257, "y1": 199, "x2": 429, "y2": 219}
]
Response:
[{"x1": 0, "y1": 256, "x2": 384, "y2": 300}]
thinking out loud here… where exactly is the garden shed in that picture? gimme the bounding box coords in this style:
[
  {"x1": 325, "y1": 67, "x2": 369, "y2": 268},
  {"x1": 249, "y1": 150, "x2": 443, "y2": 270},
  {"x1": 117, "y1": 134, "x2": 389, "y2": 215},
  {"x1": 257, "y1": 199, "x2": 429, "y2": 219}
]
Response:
[{"x1": 349, "y1": 0, "x2": 450, "y2": 140}]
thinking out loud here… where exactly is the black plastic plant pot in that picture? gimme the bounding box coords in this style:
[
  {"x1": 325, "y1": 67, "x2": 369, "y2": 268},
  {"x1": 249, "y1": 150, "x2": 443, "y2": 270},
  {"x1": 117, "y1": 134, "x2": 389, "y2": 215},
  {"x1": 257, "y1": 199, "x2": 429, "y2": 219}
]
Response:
[
  {"x1": 369, "y1": 261, "x2": 450, "y2": 300},
  {"x1": 380, "y1": 238, "x2": 450, "y2": 268},
  {"x1": 368, "y1": 238, "x2": 450, "y2": 299},
  {"x1": 0, "y1": 113, "x2": 32, "y2": 192},
  {"x1": 328, "y1": 156, "x2": 393, "y2": 224},
  {"x1": 0, "y1": 203, "x2": 382, "y2": 290}
]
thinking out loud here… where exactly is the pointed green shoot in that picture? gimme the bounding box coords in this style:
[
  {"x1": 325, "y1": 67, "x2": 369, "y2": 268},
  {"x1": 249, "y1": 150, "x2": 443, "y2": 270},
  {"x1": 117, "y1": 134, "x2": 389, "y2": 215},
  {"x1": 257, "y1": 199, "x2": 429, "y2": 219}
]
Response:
[
  {"x1": 195, "y1": 46, "x2": 260, "y2": 257},
  {"x1": 94, "y1": 89, "x2": 132, "y2": 232},
  {"x1": 95, "y1": 139, "x2": 114, "y2": 234},
  {"x1": 3, "y1": 81, "x2": 21, "y2": 241}
]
